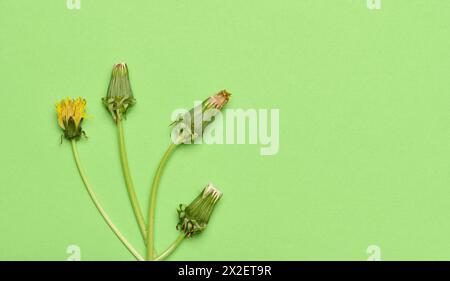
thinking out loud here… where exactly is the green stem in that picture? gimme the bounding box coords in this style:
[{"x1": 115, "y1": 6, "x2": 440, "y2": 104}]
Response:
[
  {"x1": 154, "y1": 233, "x2": 185, "y2": 261},
  {"x1": 146, "y1": 142, "x2": 178, "y2": 260},
  {"x1": 71, "y1": 140, "x2": 144, "y2": 261},
  {"x1": 117, "y1": 117, "x2": 147, "y2": 242}
]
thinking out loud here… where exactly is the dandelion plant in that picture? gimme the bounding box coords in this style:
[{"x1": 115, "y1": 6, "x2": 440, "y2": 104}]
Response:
[
  {"x1": 146, "y1": 90, "x2": 231, "y2": 260},
  {"x1": 56, "y1": 63, "x2": 231, "y2": 261},
  {"x1": 154, "y1": 183, "x2": 222, "y2": 261},
  {"x1": 56, "y1": 98, "x2": 143, "y2": 261},
  {"x1": 102, "y1": 63, "x2": 147, "y2": 242}
]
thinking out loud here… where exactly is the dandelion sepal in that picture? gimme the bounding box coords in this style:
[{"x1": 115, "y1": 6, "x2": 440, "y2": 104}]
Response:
[
  {"x1": 177, "y1": 183, "x2": 222, "y2": 237},
  {"x1": 102, "y1": 63, "x2": 136, "y2": 122},
  {"x1": 172, "y1": 90, "x2": 231, "y2": 144}
]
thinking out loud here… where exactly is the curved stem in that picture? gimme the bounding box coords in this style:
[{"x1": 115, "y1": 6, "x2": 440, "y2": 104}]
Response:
[
  {"x1": 71, "y1": 140, "x2": 144, "y2": 261},
  {"x1": 154, "y1": 233, "x2": 185, "y2": 261},
  {"x1": 117, "y1": 118, "x2": 147, "y2": 242},
  {"x1": 146, "y1": 142, "x2": 178, "y2": 260}
]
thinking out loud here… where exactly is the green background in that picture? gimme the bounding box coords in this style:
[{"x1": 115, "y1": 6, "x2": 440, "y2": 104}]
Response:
[{"x1": 0, "y1": 0, "x2": 449, "y2": 261}]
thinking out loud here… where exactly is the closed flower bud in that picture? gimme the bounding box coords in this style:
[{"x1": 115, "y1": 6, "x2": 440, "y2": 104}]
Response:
[
  {"x1": 172, "y1": 90, "x2": 231, "y2": 144},
  {"x1": 177, "y1": 183, "x2": 222, "y2": 237},
  {"x1": 56, "y1": 97, "x2": 87, "y2": 141},
  {"x1": 102, "y1": 63, "x2": 136, "y2": 122}
]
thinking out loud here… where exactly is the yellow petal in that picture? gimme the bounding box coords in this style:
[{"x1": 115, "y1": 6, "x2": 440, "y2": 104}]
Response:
[{"x1": 56, "y1": 100, "x2": 66, "y2": 129}]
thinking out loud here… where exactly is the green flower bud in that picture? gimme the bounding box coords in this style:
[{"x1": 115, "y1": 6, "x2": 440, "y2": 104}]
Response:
[
  {"x1": 177, "y1": 183, "x2": 222, "y2": 237},
  {"x1": 171, "y1": 90, "x2": 231, "y2": 144},
  {"x1": 102, "y1": 63, "x2": 136, "y2": 122}
]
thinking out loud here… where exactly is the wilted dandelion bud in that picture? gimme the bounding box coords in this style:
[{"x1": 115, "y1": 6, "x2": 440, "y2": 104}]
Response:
[
  {"x1": 56, "y1": 97, "x2": 87, "y2": 141},
  {"x1": 102, "y1": 63, "x2": 136, "y2": 122},
  {"x1": 177, "y1": 183, "x2": 222, "y2": 237},
  {"x1": 172, "y1": 90, "x2": 231, "y2": 144}
]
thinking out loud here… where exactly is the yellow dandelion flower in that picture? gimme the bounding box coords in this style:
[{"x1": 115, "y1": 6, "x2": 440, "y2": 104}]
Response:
[{"x1": 56, "y1": 97, "x2": 87, "y2": 141}]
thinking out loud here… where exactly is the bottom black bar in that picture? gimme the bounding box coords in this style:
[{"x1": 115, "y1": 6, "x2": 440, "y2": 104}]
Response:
[{"x1": 2, "y1": 261, "x2": 450, "y2": 279}]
